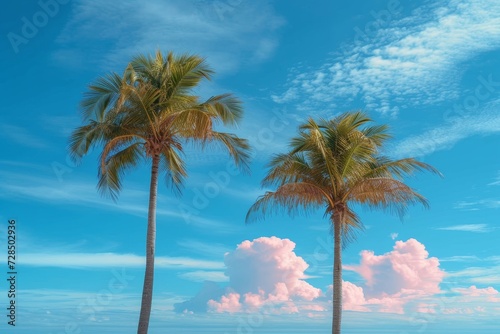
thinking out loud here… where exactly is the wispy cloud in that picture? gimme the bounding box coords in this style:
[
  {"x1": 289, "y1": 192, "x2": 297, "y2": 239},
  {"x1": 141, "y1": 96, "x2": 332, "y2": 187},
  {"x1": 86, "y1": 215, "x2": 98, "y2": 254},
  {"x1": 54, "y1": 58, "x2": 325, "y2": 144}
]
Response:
[
  {"x1": 435, "y1": 224, "x2": 493, "y2": 233},
  {"x1": 440, "y1": 255, "x2": 481, "y2": 263},
  {"x1": 177, "y1": 239, "x2": 230, "y2": 258},
  {"x1": 0, "y1": 124, "x2": 49, "y2": 148},
  {"x1": 42, "y1": 115, "x2": 80, "y2": 137},
  {"x1": 272, "y1": 0, "x2": 500, "y2": 115},
  {"x1": 0, "y1": 171, "x2": 237, "y2": 232},
  {"x1": 391, "y1": 104, "x2": 500, "y2": 158},
  {"x1": 54, "y1": 0, "x2": 284, "y2": 73},
  {"x1": 448, "y1": 266, "x2": 500, "y2": 285},
  {"x1": 453, "y1": 199, "x2": 500, "y2": 211},
  {"x1": 488, "y1": 172, "x2": 500, "y2": 186},
  {"x1": 23, "y1": 252, "x2": 224, "y2": 269},
  {"x1": 179, "y1": 270, "x2": 228, "y2": 282}
]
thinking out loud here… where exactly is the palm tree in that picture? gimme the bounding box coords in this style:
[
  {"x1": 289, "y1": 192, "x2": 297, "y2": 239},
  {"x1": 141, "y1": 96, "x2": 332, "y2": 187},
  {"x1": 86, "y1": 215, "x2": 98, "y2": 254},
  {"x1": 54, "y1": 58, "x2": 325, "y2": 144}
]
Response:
[
  {"x1": 246, "y1": 111, "x2": 439, "y2": 334},
  {"x1": 70, "y1": 50, "x2": 251, "y2": 334}
]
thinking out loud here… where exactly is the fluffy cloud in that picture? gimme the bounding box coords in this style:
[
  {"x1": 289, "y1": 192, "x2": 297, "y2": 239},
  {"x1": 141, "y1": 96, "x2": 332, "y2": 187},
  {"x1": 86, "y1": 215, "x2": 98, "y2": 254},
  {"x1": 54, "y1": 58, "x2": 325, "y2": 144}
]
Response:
[
  {"x1": 176, "y1": 237, "x2": 497, "y2": 317},
  {"x1": 208, "y1": 237, "x2": 321, "y2": 313},
  {"x1": 456, "y1": 285, "x2": 499, "y2": 298},
  {"x1": 343, "y1": 238, "x2": 445, "y2": 314},
  {"x1": 441, "y1": 285, "x2": 500, "y2": 315},
  {"x1": 175, "y1": 236, "x2": 321, "y2": 314},
  {"x1": 341, "y1": 281, "x2": 370, "y2": 312}
]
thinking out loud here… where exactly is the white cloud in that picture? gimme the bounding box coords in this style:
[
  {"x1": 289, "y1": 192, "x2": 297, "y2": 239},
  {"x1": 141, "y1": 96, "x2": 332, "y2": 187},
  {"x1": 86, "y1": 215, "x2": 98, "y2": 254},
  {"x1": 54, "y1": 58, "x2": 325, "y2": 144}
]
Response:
[
  {"x1": 436, "y1": 224, "x2": 493, "y2": 233},
  {"x1": 0, "y1": 124, "x2": 49, "y2": 148},
  {"x1": 179, "y1": 271, "x2": 229, "y2": 283},
  {"x1": 54, "y1": 0, "x2": 284, "y2": 73},
  {"x1": 177, "y1": 239, "x2": 231, "y2": 258},
  {"x1": 272, "y1": 0, "x2": 500, "y2": 115},
  {"x1": 488, "y1": 172, "x2": 500, "y2": 186},
  {"x1": 22, "y1": 252, "x2": 224, "y2": 270},
  {"x1": 0, "y1": 171, "x2": 237, "y2": 232},
  {"x1": 440, "y1": 255, "x2": 481, "y2": 263},
  {"x1": 448, "y1": 265, "x2": 500, "y2": 285},
  {"x1": 391, "y1": 105, "x2": 500, "y2": 158},
  {"x1": 390, "y1": 232, "x2": 399, "y2": 240}
]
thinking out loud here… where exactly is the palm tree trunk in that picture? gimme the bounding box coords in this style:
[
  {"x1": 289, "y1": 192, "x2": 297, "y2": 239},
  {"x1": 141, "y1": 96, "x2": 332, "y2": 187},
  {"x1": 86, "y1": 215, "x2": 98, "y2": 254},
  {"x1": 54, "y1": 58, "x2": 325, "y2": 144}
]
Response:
[
  {"x1": 137, "y1": 154, "x2": 160, "y2": 334},
  {"x1": 332, "y1": 212, "x2": 342, "y2": 334}
]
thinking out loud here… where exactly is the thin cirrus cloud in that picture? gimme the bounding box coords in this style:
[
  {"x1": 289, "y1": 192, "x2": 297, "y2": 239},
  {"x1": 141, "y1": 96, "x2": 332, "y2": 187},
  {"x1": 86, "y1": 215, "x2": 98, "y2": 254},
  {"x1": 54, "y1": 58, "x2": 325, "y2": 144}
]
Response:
[
  {"x1": 453, "y1": 199, "x2": 500, "y2": 211},
  {"x1": 179, "y1": 270, "x2": 229, "y2": 283},
  {"x1": 0, "y1": 171, "x2": 237, "y2": 232},
  {"x1": 391, "y1": 104, "x2": 500, "y2": 158},
  {"x1": 488, "y1": 172, "x2": 500, "y2": 186},
  {"x1": 0, "y1": 124, "x2": 49, "y2": 149},
  {"x1": 272, "y1": 0, "x2": 500, "y2": 116},
  {"x1": 22, "y1": 252, "x2": 224, "y2": 270},
  {"x1": 53, "y1": 0, "x2": 284, "y2": 73},
  {"x1": 435, "y1": 224, "x2": 493, "y2": 233}
]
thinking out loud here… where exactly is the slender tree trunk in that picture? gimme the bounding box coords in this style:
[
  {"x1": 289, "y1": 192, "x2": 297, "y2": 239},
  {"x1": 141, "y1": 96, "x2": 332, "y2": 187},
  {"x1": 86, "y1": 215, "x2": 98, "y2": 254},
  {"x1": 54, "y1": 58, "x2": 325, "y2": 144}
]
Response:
[
  {"x1": 332, "y1": 211, "x2": 343, "y2": 334},
  {"x1": 137, "y1": 155, "x2": 160, "y2": 334}
]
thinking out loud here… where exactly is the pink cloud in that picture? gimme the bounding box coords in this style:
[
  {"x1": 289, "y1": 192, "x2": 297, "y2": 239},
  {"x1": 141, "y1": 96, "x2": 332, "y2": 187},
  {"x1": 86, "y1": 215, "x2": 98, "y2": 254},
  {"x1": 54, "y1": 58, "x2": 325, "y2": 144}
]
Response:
[
  {"x1": 208, "y1": 236, "x2": 321, "y2": 314},
  {"x1": 416, "y1": 302, "x2": 437, "y2": 314},
  {"x1": 342, "y1": 239, "x2": 445, "y2": 314},
  {"x1": 301, "y1": 304, "x2": 326, "y2": 311},
  {"x1": 340, "y1": 281, "x2": 370, "y2": 312},
  {"x1": 207, "y1": 292, "x2": 241, "y2": 313},
  {"x1": 345, "y1": 238, "x2": 444, "y2": 297},
  {"x1": 182, "y1": 237, "x2": 485, "y2": 317},
  {"x1": 451, "y1": 285, "x2": 500, "y2": 308},
  {"x1": 455, "y1": 285, "x2": 499, "y2": 299}
]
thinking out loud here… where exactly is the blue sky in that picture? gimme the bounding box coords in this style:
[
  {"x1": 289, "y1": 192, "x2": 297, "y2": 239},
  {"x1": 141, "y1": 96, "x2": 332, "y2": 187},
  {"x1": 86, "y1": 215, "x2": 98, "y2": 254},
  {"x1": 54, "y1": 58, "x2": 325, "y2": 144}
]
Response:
[{"x1": 1, "y1": 0, "x2": 500, "y2": 333}]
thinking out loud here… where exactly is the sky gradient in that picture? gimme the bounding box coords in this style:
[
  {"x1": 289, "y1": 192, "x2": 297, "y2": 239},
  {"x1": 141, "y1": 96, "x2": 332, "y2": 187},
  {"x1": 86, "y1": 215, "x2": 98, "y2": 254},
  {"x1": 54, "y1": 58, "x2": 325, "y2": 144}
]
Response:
[{"x1": 1, "y1": 0, "x2": 500, "y2": 333}]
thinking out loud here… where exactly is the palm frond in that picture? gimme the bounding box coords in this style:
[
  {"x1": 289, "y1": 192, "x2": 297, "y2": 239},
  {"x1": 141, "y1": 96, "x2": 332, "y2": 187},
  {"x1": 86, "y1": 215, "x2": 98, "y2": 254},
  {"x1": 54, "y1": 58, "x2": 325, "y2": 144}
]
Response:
[
  {"x1": 207, "y1": 132, "x2": 251, "y2": 173},
  {"x1": 346, "y1": 177, "x2": 429, "y2": 218},
  {"x1": 201, "y1": 94, "x2": 243, "y2": 126},
  {"x1": 97, "y1": 142, "x2": 144, "y2": 201},
  {"x1": 246, "y1": 182, "x2": 329, "y2": 223},
  {"x1": 159, "y1": 144, "x2": 187, "y2": 196}
]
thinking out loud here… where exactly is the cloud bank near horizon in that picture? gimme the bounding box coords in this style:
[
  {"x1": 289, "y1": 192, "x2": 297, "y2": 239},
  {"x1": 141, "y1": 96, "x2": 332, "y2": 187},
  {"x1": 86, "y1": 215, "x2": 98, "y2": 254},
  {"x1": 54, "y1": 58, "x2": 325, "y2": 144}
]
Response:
[{"x1": 174, "y1": 236, "x2": 499, "y2": 317}]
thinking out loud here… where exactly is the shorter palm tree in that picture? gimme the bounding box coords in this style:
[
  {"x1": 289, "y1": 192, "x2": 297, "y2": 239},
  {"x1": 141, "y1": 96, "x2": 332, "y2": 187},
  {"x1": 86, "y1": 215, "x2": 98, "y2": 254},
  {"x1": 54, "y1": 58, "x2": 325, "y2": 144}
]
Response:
[{"x1": 246, "y1": 111, "x2": 439, "y2": 334}]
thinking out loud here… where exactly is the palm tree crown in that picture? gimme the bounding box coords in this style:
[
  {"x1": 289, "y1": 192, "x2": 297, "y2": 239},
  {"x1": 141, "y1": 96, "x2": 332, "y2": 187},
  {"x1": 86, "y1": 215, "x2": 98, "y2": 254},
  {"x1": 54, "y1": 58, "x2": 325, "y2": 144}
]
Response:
[
  {"x1": 247, "y1": 111, "x2": 439, "y2": 334},
  {"x1": 70, "y1": 51, "x2": 250, "y2": 198}
]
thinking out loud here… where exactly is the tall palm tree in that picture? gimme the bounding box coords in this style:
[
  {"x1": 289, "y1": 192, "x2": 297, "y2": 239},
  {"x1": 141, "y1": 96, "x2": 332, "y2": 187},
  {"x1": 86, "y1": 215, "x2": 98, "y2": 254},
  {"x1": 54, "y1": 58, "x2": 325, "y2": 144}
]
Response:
[
  {"x1": 246, "y1": 111, "x2": 439, "y2": 334},
  {"x1": 70, "y1": 50, "x2": 250, "y2": 334}
]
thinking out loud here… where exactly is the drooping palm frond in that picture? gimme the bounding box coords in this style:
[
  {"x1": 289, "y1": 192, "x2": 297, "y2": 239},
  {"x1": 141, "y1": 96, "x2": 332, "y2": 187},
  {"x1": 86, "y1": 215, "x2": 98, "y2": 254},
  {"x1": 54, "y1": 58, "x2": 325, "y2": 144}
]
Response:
[
  {"x1": 207, "y1": 132, "x2": 251, "y2": 172},
  {"x1": 158, "y1": 143, "x2": 186, "y2": 196},
  {"x1": 97, "y1": 142, "x2": 144, "y2": 200},
  {"x1": 364, "y1": 156, "x2": 442, "y2": 180},
  {"x1": 345, "y1": 177, "x2": 429, "y2": 218},
  {"x1": 200, "y1": 93, "x2": 243, "y2": 126},
  {"x1": 246, "y1": 182, "x2": 330, "y2": 222}
]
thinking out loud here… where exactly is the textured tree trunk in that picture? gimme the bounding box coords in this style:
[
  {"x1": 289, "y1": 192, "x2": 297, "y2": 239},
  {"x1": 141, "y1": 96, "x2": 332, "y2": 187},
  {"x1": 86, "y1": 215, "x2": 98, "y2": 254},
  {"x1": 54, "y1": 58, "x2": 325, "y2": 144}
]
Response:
[
  {"x1": 137, "y1": 155, "x2": 160, "y2": 334},
  {"x1": 332, "y1": 211, "x2": 343, "y2": 334}
]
